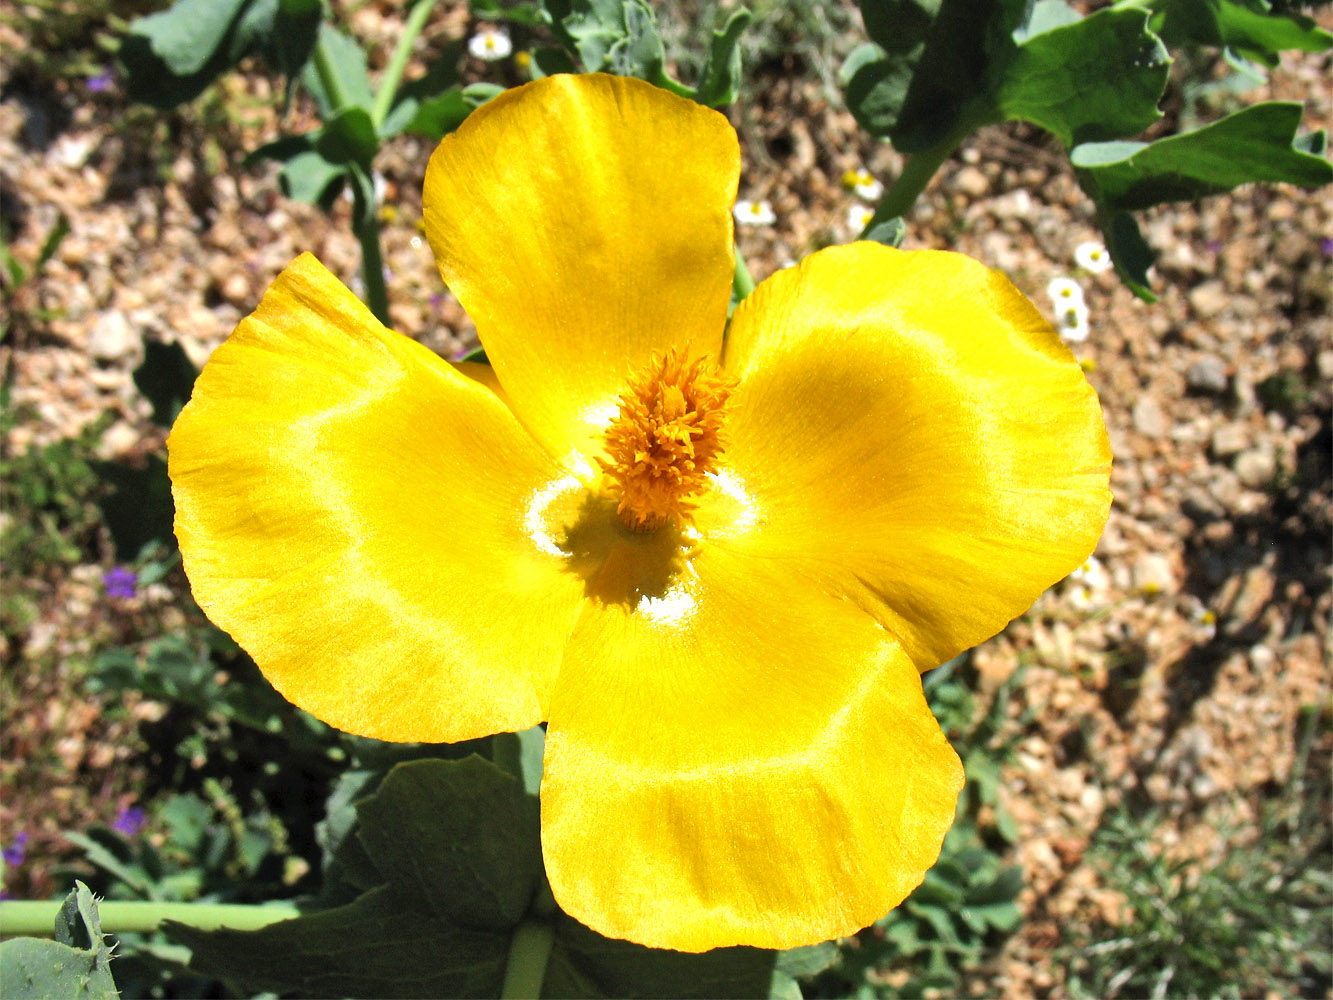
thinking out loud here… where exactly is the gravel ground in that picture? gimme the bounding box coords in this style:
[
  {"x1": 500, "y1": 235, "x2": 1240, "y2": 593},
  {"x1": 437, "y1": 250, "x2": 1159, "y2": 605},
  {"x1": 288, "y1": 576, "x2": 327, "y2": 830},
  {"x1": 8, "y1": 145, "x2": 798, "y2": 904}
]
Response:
[{"x1": 2, "y1": 3, "x2": 1330, "y2": 996}]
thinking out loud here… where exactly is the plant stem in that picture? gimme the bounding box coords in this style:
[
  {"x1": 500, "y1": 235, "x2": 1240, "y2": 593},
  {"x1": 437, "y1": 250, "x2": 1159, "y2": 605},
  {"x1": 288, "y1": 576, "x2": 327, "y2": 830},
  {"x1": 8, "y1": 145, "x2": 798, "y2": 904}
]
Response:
[
  {"x1": 732, "y1": 245, "x2": 755, "y2": 301},
  {"x1": 372, "y1": 0, "x2": 440, "y2": 130},
  {"x1": 352, "y1": 178, "x2": 391, "y2": 326},
  {"x1": 863, "y1": 112, "x2": 990, "y2": 236},
  {"x1": 499, "y1": 920, "x2": 555, "y2": 999},
  {"x1": 0, "y1": 900, "x2": 300, "y2": 937}
]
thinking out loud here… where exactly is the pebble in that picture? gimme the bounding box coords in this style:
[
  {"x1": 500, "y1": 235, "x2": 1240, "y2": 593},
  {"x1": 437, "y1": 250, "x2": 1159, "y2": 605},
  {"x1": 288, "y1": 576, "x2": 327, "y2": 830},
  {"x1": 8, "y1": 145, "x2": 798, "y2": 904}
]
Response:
[
  {"x1": 1188, "y1": 279, "x2": 1228, "y2": 317},
  {"x1": 87, "y1": 310, "x2": 142, "y2": 365},
  {"x1": 1132, "y1": 395, "x2": 1169, "y2": 437},
  {"x1": 954, "y1": 165, "x2": 989, "y2": 198},
  {"x1": 1185, "y1": 356, "x2": 1228, "y2": 394},
  {"x1": 1210, "y1": 423, "x2": 1249, "y2": 458},
  {"x1": 1234, "y1": 447, "x2": 1276, "y2": 488}
]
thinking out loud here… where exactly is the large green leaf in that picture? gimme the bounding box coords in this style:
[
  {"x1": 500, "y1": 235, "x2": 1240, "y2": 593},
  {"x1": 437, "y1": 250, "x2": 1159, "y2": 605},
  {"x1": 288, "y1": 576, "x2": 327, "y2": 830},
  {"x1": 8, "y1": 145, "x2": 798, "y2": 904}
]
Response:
[
  {"x1": 1072, "y1": 101, "x2": 1332, "y2": 212},
  {"x1": 550, "y1": 914, "x2": 774, "y2": 999},
  {"x1": 123, "y1": 0, "x2": 248, "y2": 76},
  {"x1": 0, "y1": 883, "x2": 118, "y2": 1000},
  {"x1": 355, "y1": 757, "x2": 542, "y2": 931},
  {"x1": 998, "y1": 7, "x2": 1170, "y2": 147},
  {"x1": 845, "y1": 0, "x2": 1026, "y2": 151},
  {"x1": 690, "y1": 7, "x2": 752, "y2": 108},
  {"x1": 301, "y1": 22, "x2": 375, "y2": 115},
  {"x1": 167, "y1": 885, "x2": 509, "y2": 999},
  {"x1": 1150, "y1": 0, "x2": 1332, "y2": 66}
]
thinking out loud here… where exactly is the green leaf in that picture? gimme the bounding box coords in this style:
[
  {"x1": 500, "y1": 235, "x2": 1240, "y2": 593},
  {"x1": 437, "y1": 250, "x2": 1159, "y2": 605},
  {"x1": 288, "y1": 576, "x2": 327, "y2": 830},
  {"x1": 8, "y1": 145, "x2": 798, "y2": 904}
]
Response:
[
  {"x1": 316, "y1": 107, "x2": 379, "y2": 169},
  {"x1": 1150, "y1": 0, "x2": 1332, "y2": 67},
  {"x1": 1073, "y1": 101, "x2": 1333, "y2": 211},
  {"x1": 124, "y1": 0, "x2": 249, "y2": 76},
  {"x1": 166, "y1": 884, "x2": 509, "y2": 999},
  {"x1": 863, "y1": 216, "x2": 906, "y2": 247},
  {"x1": 355, "y1": 756, "x2": 542, "y2": 930},
  {"x1": 95, "y1": 453, "x2": 176, "y2": 561},
  {"x1": 529, "y1": 45, "x2": 579, "y2": 78},
  {"x1": 1101, "y1": 209, "x2": 1158, "y2": 301},
  {"x1": 302, "y1": 23, "x2": 375, "y2": 115},
  {"x1": 1013, "y1": 0, "x2": 1081, "y2": 42},
  {"x1": 845, "y1": 0, "x2": 1027, "y2": 151},
  {"x1": 692, "y1": 7, "x2": 752, "y2": 108},
  {"x1": 0, "y1": 882, "x2": 119, "y2": 1000},
  {"x1": 405, "y1": 83, "x2": 502, "y2": 141},
  {"x1": 608, "y1": 0, "x2": 666, "y2": 79},
  {"x1": 553, "y1": 914, "x2": 775, "y2": 999},
  {"x1": 998, "y1": 7, "x2": 1171, "y2": 147}
]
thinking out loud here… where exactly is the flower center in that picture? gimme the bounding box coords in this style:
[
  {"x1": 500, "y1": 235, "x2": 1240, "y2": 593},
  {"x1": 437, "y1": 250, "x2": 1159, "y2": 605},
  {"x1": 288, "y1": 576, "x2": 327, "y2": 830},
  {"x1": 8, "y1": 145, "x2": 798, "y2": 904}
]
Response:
[{"x1": 598, "y1": 347, "x2": 736, "y2": 532}]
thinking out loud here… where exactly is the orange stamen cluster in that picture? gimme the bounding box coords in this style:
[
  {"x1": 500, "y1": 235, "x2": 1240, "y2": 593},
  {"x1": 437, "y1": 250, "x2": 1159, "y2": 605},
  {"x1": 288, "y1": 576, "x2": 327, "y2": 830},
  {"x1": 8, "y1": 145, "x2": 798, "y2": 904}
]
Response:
[{"x1": 599, "y1": 347, "x2": 736, "y2": 532}]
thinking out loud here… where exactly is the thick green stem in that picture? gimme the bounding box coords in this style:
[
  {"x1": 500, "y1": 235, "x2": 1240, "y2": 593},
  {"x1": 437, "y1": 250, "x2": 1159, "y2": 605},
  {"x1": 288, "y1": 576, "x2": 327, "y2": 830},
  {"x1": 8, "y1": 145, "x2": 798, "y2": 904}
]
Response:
[
  {"x1": 862, "y1": 109, "x2": 992, "y2": 236},
  {"x1": 372, "y1": 0, "x2": 440, "y2": 129},
  {"x1": 0, "y1": 900, "x2": 300, "y2": 937},
  {"x1": 500, "y1": 879, "x2": 557, "y2": 1000},
  {"x1": 732, "y1": 245, "x2": 755, "y2": 301},
  {"x1": 353, "y1": 194, "x2": 391, "y2": 325},
  {"x1": 499, "y1": 919, "x2": 555, "y2": 999}
]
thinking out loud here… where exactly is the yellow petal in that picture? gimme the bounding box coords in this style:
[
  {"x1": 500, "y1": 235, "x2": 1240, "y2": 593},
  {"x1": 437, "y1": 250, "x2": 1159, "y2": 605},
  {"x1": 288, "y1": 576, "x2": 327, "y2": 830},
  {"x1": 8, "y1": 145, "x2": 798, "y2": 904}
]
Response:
[
  {"x1": 168, "y1": 253, "x2": 586, "y2": 742},
  {"x1": 541, "y1": 536, "x2": 963, "y2": 952},
  {"x1": 423, "y1": 74, "x2": 739, "y2": 467},
  {"x1": 717, "y1": 243, "x2": 1112, "y2": 671}
]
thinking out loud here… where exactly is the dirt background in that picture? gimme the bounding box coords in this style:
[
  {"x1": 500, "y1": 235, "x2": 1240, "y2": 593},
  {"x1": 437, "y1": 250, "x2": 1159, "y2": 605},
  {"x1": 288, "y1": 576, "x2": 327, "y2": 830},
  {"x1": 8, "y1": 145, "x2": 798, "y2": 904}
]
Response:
[{"x1": 1, "y1": 2, "x2": 1330, "y2": 996}]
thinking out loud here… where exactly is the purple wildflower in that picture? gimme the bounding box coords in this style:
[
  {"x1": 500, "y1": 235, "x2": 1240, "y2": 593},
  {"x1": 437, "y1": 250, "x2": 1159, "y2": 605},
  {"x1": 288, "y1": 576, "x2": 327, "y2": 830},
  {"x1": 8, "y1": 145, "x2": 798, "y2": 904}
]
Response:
[
  {"x1": 1321, "y1": 237, "x2": 1333, "y2": 257},
  {"x1": 2, "y1": 832, "x2": 29, "y2": 867},
  {"x1": 112, "y1": 806, "x2": 146, "y2": 837},
  {"x1": 87, "y1": 68, "x2": 114, "y2": 93},
  {"x1": 103, "y1": 566, "x2": 138, "y2": 599}
]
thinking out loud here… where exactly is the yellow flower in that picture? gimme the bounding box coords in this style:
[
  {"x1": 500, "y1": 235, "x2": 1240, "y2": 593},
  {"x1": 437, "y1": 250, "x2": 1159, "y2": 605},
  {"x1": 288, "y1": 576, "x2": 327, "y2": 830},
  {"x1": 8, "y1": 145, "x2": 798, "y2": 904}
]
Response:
[{"x1": 167, "y1": 75, "x2": 1111, "y2": 953}]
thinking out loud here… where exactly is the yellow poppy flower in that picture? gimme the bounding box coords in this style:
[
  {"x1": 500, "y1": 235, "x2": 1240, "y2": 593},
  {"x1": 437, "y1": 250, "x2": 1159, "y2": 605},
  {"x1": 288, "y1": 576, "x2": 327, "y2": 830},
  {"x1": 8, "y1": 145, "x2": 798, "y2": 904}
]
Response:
[{"x1": 167, "y1": 74, "x2": 1111, "y2": 953}]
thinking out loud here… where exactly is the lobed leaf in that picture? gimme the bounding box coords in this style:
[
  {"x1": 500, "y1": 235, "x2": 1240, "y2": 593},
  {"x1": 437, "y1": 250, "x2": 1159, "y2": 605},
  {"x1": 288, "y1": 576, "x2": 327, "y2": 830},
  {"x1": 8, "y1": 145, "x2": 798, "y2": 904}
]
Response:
[
  {"x1": 1150, "y1": 0, "x2": 1332, "y2": 66},
  {"x1": 0, "y1": 883, "x2": 118, "y2": 1000}
]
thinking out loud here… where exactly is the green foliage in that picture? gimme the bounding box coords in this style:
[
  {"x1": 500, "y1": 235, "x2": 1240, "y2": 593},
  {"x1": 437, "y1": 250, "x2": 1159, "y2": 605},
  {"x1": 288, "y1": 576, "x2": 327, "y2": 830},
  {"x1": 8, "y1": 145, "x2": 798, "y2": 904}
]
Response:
[
  {"x1": 165, "y1": 754, "x2": 786, "y2": 998},
  {"x1": 0, "y1": 882, "x2": 119, "y2": 1000},
  {"x1": 0, "y1": 395, "x2": 106, "y2": 632},
  {"x1": 843, "y1": 0, "x2": 1331, "y2": 299},
  {"x1": 1074, "y1": 102, "x2": 1333, "y2": 298},
  {"x1": 1063, "y1": 711, "x2": 1332, "y2": 999},
  {"x1": 118, "y1": 0, "x2": 321, "y2": 108},
  {"x1": 543, "y1": 0, "x2": 751, "y2": 107}
]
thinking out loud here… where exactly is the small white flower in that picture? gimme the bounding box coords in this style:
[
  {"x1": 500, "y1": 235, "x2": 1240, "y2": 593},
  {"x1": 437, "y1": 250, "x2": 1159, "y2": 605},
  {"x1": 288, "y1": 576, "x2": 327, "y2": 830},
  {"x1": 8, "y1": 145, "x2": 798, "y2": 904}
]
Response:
[
  {"x1": 1056, "y1": 299, "x2": 1091, "y2": 343},
  {"x1": 1065, "y1": 555, "x2": 1108, "y2": 609},
  {"x1": 734, "y1": 199, "x2": 776, "y2": 226},
  {"x1": 1046, "y1": 276, "x2": 1085, "y2": 307},
  {"x1": 468, "y1": 26, "x2": 512, "y2": 61},
  {"x1": 846, "y1": 203, "x2": 874, "y2": 232},
  {"x1": 842, "y1": 168, "x2": 883, "y2": 201},
  {"x1": 1074, "y1": 241, "x2": 1113, "y2": 273}
]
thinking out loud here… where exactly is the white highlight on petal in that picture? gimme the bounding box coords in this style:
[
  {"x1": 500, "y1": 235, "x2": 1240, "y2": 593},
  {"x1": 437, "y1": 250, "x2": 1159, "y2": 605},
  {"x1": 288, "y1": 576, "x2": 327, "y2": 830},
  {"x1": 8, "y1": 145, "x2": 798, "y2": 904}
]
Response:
[
  {"x1": 705, "y1": 467, "x2": 759, "y2": 537},
  {"x1": 638, "y1": 578, "x2": 698, "y2": 626},
  {"x1": 524, "y1": 474, "x2": 583, "y2": 557}
]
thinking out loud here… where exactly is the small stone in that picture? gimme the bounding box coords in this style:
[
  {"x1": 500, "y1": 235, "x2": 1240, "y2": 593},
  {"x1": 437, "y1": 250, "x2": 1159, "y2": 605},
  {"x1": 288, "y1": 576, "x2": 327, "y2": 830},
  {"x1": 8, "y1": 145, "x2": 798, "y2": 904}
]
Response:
[
  {"x1": 87, "y1": 310, "x2": 141, "y2": 365},
  {"x1": 1317, "y1": 350, "x2": 1333, "y2": 383},
  {"x1": 1185, "y1": 356, "x2": 1228, "y2": 394},
  {"x1": 1188, "y1": 280, "x2": 1228, "y2": 317},
  {"x1": 1132, "y1": 395, "x2": 1169, "y2": 437},
  {"x1": 1234, "y1": 447, "x2": 1276, "y2": 488},
  {"x1": 1132, "y1": 553, "x2": 1175, "y2": 594},
  {"x1": 1211, "y1": 423, "x2": 1249, "y2": 458},
  {"x1": 954, "y1": 165, "x2": 988, "y2": 198}
]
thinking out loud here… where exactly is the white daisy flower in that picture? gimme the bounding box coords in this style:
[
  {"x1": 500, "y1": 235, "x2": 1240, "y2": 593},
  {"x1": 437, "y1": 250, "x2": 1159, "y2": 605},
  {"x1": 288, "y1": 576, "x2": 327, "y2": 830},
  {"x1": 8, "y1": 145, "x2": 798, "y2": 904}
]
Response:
[
  {"x1": 733, "y1": 199, "x2": 776, "y2": 226},
  {"x1": 468, "y1": 26, "x2": 512, "y2": 61},
  {"x1": 841, "y1": 168, "x2": 883, "y2": 201},
  {"x1": 846, "y1": 203, "x2": 874, "y2": 232},
  {"x1": 1065, "y1": 555, "x2": 1108, "y2": 609},
  {"x1": 1046, "y1": 276, "x2": 1085, "y2": 307},
  {"x1": 1074, "y1": 241, "x2": 1113, "y2": 273},
  {"x1": 1056, "y1": 299, "x2": 1091, "y2": 343}
]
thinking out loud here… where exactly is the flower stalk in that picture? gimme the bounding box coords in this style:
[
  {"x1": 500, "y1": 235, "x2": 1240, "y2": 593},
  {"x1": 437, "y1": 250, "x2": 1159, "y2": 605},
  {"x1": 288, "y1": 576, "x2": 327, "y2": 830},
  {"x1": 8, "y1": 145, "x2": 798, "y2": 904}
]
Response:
[{"x1": 0, "y1": 899, "x2": 300, "y2": 937}]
